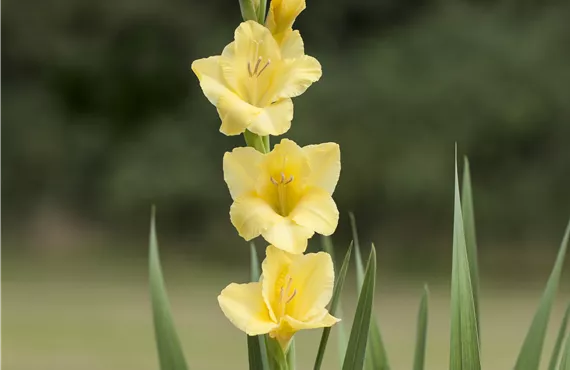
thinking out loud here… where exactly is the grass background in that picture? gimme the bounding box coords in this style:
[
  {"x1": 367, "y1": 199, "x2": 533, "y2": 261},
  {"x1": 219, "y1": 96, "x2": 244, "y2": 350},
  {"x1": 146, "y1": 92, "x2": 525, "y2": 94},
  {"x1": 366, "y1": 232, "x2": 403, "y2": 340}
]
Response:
[{"x1": 3, "y1": 253, "x2": 568, "y2": 370}]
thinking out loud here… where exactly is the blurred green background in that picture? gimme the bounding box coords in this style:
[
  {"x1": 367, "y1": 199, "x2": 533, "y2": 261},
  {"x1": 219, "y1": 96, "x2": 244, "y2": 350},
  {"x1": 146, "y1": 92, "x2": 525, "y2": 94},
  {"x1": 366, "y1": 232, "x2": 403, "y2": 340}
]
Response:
[{"x1": 2, "y1": 0, "x2": 570, "y2": 368}]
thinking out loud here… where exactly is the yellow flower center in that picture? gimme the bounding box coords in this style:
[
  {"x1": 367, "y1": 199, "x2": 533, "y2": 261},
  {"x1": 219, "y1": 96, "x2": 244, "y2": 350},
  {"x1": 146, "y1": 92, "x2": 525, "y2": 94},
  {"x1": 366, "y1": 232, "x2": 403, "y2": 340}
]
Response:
[
  {"x1": 270, "y1": 172, "x2": 294, "y2": 216},
  {"x1": 276, "y1": 276, "x2": 297, "y2": 318}
]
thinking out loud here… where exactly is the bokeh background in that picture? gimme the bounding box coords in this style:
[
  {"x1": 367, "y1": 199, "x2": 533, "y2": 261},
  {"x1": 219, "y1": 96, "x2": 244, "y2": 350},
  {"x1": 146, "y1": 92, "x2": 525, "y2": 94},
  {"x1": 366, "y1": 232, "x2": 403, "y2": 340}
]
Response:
[{"x1": 2, "y1": 0, "x2": 570, "y2": 368}]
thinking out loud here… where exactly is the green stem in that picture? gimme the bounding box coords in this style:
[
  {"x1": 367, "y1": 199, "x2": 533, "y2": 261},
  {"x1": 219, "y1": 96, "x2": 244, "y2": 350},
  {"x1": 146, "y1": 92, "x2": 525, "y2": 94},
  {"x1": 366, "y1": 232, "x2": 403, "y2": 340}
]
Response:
[
  {"x1": 286, "y1": 338, "x2": 296, "y2": 370},
  {"x1": 244, "y1": 130, "x2": 269, "y2": 153},
  {"x1": 265, "y1": 336, "x2": 289, "y2": 370},
  {"x1": 257, "y1": 0, "x2": 267, "y2": 24}
]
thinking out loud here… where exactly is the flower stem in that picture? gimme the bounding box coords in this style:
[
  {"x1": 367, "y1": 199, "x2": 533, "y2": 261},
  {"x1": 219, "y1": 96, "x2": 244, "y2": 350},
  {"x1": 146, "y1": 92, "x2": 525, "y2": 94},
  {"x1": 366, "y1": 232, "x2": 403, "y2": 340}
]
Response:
[
  {"x1": 244, "y1": 130, "x2": 269, "y2": 153},
  {"x1": 286, "y1": 338, "x2": 296, "y2": 370},
  {"x1": 257, "y1": 0, "x2": 267, "y2": 24},
  {"x1": 265, "y1": 336, "x2": 289, "y2": 370}
]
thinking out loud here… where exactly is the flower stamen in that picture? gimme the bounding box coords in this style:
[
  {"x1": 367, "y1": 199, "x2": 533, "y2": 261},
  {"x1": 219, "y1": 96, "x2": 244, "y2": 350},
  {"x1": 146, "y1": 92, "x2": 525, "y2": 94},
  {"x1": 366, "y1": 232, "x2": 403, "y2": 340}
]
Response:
[
  {"x1": 247, "y1": 58, "x2": 271, "y2": 78},
  {"x1": 270, "y1": 173, "x2": 294, "y2": 215},
  {"x1": 277, "y1": 276, "x2": 296, "y2": 317}
]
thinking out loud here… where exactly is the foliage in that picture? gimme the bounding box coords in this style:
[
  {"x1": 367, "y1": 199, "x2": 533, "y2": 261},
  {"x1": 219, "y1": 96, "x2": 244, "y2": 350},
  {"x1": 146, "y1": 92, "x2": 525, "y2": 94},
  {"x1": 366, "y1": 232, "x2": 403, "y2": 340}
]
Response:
[{"x1": 3, "y1": 0, "x2": 570, "y2": 257}]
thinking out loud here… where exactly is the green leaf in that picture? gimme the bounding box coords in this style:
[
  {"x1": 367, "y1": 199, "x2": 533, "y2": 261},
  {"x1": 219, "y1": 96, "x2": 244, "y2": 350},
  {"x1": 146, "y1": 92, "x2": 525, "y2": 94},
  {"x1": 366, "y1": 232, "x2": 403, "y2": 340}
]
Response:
[
  {"x1": 515, "y1": 219, "x2": 570, "y2": 370},
  {"x1": 560, "y1": 333, "x2": 570, "y2": 370},
  {"x1": 247, "y1": 243, "x2": 269, "y2": 370},
  {"x1": 413, "y1": 285, "x2": 429, "y2": 370},
  {"x1": 349, "y1": 213, "x2": 390, "y2": 370},
  {"x1": 314, "y1": 240, "x2": 353, "y2": 370},
  {"x1": 449, "y1": 152, "x2": 481, "y2": 370},
  {"x1": 349, "y1": 213, "x2": 365, "y2": 285},
  {"x1": 149, "y1": 207, "x2": 189, "y2": 370},
  {"x1": 342, "y1": 244, "x2": 377, "y2": 370},
  {"x1": 549, "y1": 303, "x2": 570, "y2": 370},
  {"x1": 462, "y1": 157, "x2": 480, "y2": 341}
]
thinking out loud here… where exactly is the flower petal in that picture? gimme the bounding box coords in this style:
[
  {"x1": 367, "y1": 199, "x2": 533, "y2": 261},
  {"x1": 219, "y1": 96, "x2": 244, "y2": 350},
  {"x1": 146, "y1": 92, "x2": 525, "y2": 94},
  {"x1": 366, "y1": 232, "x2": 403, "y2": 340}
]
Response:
[
  {"x1": 191, "y1": 56, "x2": 232, "y2": 106},
  {"x1": 261, "y1": 245, "x2": 293, "y2": 322},
  {"x1": 235, "y1": 21, "x2": 281, "y2": 63},
  {"x1": 230, "y1": 195, "x2": 283, "y2": 241},
  {"x1": 192, "y1": 56, "x2": 261, "y2": 136},
  {"x1": 247, "y1": 98, "x2": 293, "y2": 136},
  {"x1": 290, "y1": 188, "x2": 339, "y2": 236},
  {"x1": 286, "y1": 251, "x2": 335, "y2": 320},
  {"x1": 223, "y1": 147, "x2": 264, "y2": 200},
  {"x1": 217, "y1": 94, "x2": 261, "y2": 136},
  {"x1": 303, "y1": 142, "x2": 341, "y2": 194},
  {"x1": 280, "y1": 30, "x2": 304, "y2": 59},
  {"x1": 266, "y1": 0, "x2": 306, "y2": 36},
  {"x1": 284, "y1": 311, "x2": 340, "y2": 331},
  {"x1": 261, "y1": 218, "x2": 313, "y2": 254},
  {"x1": 218, "y1": 282, "x2": 278, "y2": 336},
  {"x1": 274, "y1": 55, "x2": 322, "y2": 100}
]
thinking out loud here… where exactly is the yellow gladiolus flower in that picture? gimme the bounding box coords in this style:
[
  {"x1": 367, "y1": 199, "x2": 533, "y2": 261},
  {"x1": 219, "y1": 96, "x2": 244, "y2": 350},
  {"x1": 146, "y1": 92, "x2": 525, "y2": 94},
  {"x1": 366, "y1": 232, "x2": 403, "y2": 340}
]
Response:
[
  {"x1": 218, "y1": 245, "x2": 340, "y2": 349},
  {"x1": 266, "y1": 0, "x2": 306, "y2": 44},
  {"x1": 191, "y1": 21, "x2": 321, "y2": 137},
  {"x1": 224, "y1": 138, "x2": 340, "y2": 254}
]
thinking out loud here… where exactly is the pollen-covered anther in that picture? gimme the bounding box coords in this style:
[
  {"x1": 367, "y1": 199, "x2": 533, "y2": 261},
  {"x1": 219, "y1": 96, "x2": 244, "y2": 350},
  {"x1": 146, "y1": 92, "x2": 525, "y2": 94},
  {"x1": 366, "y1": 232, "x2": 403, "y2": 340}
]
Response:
[
  {"x1": 286, "y1": 289, "x2": 297, "y2": 304},
  {"x1": 270, "y1": 172, "x2": 294, "y2": 186},
  {"x1": 248, "y1": 57, "x2": 271, "y2": 77}
]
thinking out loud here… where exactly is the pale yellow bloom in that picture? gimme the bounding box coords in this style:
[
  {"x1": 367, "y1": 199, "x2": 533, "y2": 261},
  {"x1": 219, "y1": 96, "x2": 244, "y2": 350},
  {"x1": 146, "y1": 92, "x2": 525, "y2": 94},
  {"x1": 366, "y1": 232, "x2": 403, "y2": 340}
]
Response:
[
  {"x1": 266, "y1": 0, "x2": 306, "y2": 44},
  {"x1": 224, "y1": 138, "x2": 340, "y2": 254},
  {"x1": 218, "y1": 245, "x2": 340, "y2": 348},
  {"x1": 191, "y1": 21, "x2": 321, "y2": 137}
]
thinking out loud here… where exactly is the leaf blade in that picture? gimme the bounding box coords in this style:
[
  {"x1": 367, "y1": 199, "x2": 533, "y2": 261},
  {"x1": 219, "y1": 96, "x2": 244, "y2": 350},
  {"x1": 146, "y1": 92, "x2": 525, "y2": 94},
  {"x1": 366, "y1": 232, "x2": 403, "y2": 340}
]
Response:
[
  {"x1": 349, "y1": 214, "x2": 390, "y2": 370},
  {"x1": 342, "y1": 245, "x2": 377, "y2": 370},
  {"x1": 413, "y1": 285, "x2": 429, "y2": 370},
  {"x1": 449, "y1": 151, "x2": 481, "y2": 370},
  {"x1": 548, "y1": 303, "x2": 570, "y2": 370},
  {"x1": 462, "y1": 157, "x2": 480, "y2": 341},
  {"x1": 515, "y1": 220, "x2": 570, "y2": 370},
  {"x1": 560, "y1": 333, "x2": 570, "y2": 370},
  {"x1": 314, "y1": 240, "x2": 353, "y2": 370},
  {"x1": 149, "y1": 208, "x2": 189, "y2": 370}
]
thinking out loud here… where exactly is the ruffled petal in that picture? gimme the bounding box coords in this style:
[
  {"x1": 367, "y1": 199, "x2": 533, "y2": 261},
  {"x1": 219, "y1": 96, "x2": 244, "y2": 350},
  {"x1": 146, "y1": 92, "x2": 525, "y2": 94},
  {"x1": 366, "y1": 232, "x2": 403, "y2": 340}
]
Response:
[
  {"x1": 223, "y1": 147, "x2": 264, "y2": 199},
  {"x1": 303, "y1": 142, "x2": 341, "y2": 194},
  {"x1": 191, "y1": 56, "x2": 233, "y2": 106},
  {"x1": 247, "y1": 98, "x2": 293, "y2": 136},
  {"x1": 261, "y1": 218, "x2": 313, "y2": 254},
  {"x1": 273, "y1": 55, "x2": 322, "y2": 100},
  {"x1": 290, "y1": 188, "x2": 339, "y2": 236},
  {"x1": 230, "y1": 195, "x2": 283, "y2": 241},
  {"x1": 218, "y1": 282, "x2": 278, "y2": 336}
]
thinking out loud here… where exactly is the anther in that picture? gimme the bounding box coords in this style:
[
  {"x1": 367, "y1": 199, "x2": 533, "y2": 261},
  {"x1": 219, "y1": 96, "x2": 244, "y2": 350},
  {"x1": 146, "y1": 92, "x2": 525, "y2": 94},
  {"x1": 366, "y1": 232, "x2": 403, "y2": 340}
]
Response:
[
  {"x1": 257, "y1": 59, "x2": 271, "y2": 76},
  {"x1": 280, "y1": 172, "x2": 286, "y2": 183},
  {"x1": 284, "y1": 175, "x2": 294, "y2": 185},
  {"x1": 253, "y1": 57, "x2": 262, "y2": 75},
  {"x1": 247, "y1": 62, "x2": 253, "y2": 77},
  {"x1": 286, "y1": 289, "x2": 297, "y2": 304},
  {"x1": 270, "y1": 177, "x2": 278, "y2": 185}
]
